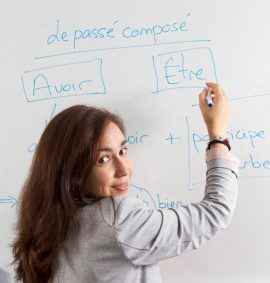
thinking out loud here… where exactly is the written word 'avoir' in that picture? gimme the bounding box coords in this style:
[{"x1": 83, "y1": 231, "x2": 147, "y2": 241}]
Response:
[
  {"x1": 32, "y1": 74, "x2": 92, "y2": 97},
  {"x1": 126, "y1": 133, "x2": 149, "y2": 144},
  {"x1": 22, "y1": 59, "x2": 106, "y2": 102}
]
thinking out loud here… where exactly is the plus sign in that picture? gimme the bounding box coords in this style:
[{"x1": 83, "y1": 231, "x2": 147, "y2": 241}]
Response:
[{"x1": 165, "y1": 132, "x2": 181, "y2": 144}]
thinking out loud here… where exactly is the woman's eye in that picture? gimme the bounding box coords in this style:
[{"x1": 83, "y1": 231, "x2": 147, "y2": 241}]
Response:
[
  {"x1": 120, "y1": 147, "x2": 128, "y2": 155},
  {"x1": 98, "y1": 155, "x2": 110, "y2": 164}
]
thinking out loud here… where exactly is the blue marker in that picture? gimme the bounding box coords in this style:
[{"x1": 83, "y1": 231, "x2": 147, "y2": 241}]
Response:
[{"x1": 206, "y1": 87, "x2": 213, "y2": 107}]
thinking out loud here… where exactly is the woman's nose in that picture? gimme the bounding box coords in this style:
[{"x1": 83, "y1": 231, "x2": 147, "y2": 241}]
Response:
[{"x1": 114, "y1": 158, "x2": 129, "y2": 177}]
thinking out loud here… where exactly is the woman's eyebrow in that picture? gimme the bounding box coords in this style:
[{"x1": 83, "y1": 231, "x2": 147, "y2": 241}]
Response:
[{"x1": 98, "y1": 140, "x2": 127, "y2": 152}]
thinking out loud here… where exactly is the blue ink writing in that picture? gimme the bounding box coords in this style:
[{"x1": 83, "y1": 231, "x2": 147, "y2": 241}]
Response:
[
  {"x1": 166, "y1": 132, "x2": 181, "y2": 144},
  {"x1": 122, "y1": 14, "x2": 190, "y2": 44},
  {"x1": 72, "y1": 20, "x2": 117, "y2": 49},
  {"x1": 192, "y1": 129, "x2": 266, "y2": 153},
  {"x1": 47, "y1": 19, "x2": 69, "y2": 45},
  {"x1": 152, "y1": 47, "x2": 217, "y2": 94},
  {"x1": 126, "y1": 133, "x2": 149, "y2": 144},
  {"x1": 33, "y1": 75, "x2": 92, "y2": 97},
  {"x1": 240, "y1": 154, "x2": 270, "y2": 170},
  {"x1": 157, "y1": 193, "x2": 182, "y2": 209}
]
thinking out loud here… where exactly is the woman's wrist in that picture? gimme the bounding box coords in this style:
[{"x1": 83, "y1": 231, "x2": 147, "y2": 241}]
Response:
[
  {"x1": 206, "y1": 146, "x2": 241, "y2": 166},
  {"x1": 207, "y1": 136, "x2": 231, "y2": 151},
  {"x1": 208, "y1": 143, "x2": 229, "y2": 150},
  {"x1": 208, "y1": 131, "x2": 227, "y2": 140}
]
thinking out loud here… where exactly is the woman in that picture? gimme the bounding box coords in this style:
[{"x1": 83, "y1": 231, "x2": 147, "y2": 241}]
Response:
[{"x1": 12, "y1": 82, "x2": 239, "y2": 282}]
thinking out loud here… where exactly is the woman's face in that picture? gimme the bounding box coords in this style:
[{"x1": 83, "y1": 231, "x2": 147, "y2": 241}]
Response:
[{"x1": 85, "y1": 122, "x2": 133, "y2": 198}]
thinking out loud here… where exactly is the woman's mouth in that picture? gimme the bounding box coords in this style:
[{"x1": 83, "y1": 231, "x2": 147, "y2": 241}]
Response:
[{"x1": 112, "y1": 183, "x2": 128, "y2": 191}]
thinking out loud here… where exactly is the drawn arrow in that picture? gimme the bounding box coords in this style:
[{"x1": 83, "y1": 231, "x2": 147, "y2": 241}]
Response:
[
  {"x1": 129, "y1": 184, "x2": 156, "y2": 209},
  {"x1": 0, "y1": 195, "x2": 17, "y2": 208}
]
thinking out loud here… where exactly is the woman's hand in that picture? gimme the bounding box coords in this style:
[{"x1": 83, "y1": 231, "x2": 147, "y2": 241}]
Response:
[{"x1": 199, "y1": 82, "x2": 231, "y2": 140}]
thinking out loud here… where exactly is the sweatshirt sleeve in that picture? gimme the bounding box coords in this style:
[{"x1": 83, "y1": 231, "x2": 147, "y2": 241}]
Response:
[{"x1": 102, "y1": 156, "x2": 239, "y2": 266}]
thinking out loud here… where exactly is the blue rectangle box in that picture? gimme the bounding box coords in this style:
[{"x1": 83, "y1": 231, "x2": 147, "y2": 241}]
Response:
[{"x1": 21, "y1": 59, "x2": 106, "y2": 102}]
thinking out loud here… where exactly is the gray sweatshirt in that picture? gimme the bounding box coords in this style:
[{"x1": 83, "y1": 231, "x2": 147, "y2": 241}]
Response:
[{"x1": 51, "y1": 158, "x2": 239, "y2": 283}]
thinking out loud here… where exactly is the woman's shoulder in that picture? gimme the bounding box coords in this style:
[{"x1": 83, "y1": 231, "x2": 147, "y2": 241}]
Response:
[
  {"x1": 99, "y1": 195, "x2": 148, "y2": 226},
  {"x1": 114, "y1": 195, "x2": 144, "y2": 206},
  {"x1": 100, "y1": 195, "x2": 146, "y2": 213}
]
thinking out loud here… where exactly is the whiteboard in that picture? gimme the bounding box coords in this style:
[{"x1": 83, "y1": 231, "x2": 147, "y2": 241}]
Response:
[{"x1": 1, "y1": 0, "x2": 270, "y2": 282}]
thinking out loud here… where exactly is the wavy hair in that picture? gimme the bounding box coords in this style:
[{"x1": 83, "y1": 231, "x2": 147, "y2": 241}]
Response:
[{"x1": 12, "y1": 105, "x2": 125, "y2": 282}]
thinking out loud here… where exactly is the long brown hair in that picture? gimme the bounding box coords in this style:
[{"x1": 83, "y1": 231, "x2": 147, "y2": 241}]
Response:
[{"x1": 12, "y1": 105, "x2": 125, "y2": 283}]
